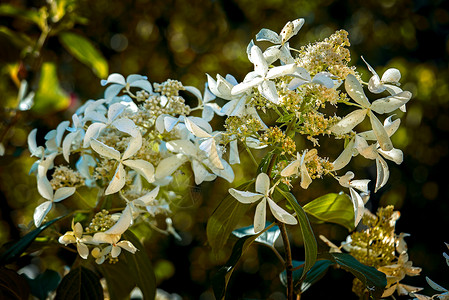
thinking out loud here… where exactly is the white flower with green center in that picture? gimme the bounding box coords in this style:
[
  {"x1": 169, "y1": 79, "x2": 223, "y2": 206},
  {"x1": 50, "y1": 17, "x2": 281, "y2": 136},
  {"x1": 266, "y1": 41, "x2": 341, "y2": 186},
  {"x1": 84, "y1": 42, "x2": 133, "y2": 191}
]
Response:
[
  {"x1": 58, "y1": 221, "x2": 94, "y2": 259},
  {"x1": 229, "y1": 173, "x2": 297, "y2": 233}
]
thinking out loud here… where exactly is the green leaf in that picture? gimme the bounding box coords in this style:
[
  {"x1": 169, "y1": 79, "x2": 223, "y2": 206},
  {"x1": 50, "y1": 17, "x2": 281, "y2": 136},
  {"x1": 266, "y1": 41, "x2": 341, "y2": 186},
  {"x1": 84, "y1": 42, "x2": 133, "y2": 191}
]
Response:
[
  {"x1": 276, "y1": 188, "x2": 317, "y2": 280},
  {"x1": 0, "y1": 216, "x2": 63, "y2": 265},
  {"x1": 207, "y1": 180, "x2": 253, "y2": 255},
  {"x1": 32, "y1": 62, "x2": 71, "y2": 114},
  {"x1": 276, "y1": 113, "x2": 295, "y2": 123},
  {"x1": 212, "y1": 231, "x2": 264, "y2": 300},
  {"x1": 55, "y1": 266, "x2": 103, "y2": 300},
  {"x1": 0, "y1": 4, "x2": 43, "y2": 28},
  {"x1": 303, "y1": 192, "x2": 355, "y2": 231},
  {"x1": 59, "y1": 32, "x2": 108, "y2": 78},
  {"x1": 25, "y1": 269, "x2": 61, "y2": 300},
  {"x1": 320, "y1": 252, "x2": 387, "y2": 299},
  {"x1": 257, "y1": 153, "x2": 275, "y2": 174},
  {"x1": 280, "y1": 260, "x2": 334, "y2": 293},
  {"x1": 232, "y1": 223, "x2": 280, "y2": 248},
  {"x1": 122, "y1": 231, "x2": 156, "y2": 300},
  {"x1": 0, "y1": 267, "x2": 30, "y2": 300},
  {"x1": 98, "y1": 259, "x2": 135, "y2": 300}
]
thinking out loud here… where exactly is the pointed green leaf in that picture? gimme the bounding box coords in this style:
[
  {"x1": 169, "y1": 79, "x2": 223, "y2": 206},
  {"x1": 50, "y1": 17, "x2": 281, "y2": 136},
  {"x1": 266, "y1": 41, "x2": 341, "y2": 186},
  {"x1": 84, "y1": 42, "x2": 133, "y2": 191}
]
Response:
[
  {"x1": 232, "y1": 223, "x2": 280, "y2": 248},
  {"x1": 98, "y1": 259, "x2": 135, "y2": 300},
  {"x1": 280, "y1": 260, "x2": 334, "y2": 293},
  {"x1": 275, "y1": 188, "x2": 317, "y2": 280},
  {"x1": 32, "y1": 63, "x2": 71, "y2": 114},
  {"x1": 59, "y1": 32, "x2": 108, "y2": 78},
  {"x1": 25, "y1": 269, "x2": 61, "y2": 300},
  {"x1": 207, "y1": 180, "x2": 253, "y2": 255},
  {"x1": 0, "y1": 267, "x2": 30, "y2": 300},
  {"x1": 55, "y1": 266, "x2": 103, "y2": 300},
  {"x1": 303, "y1": 192, "x2": 355, "y2": 231},
  {"x1": 0, "y1": 216, "x2": 63, "y2": 265},
  {"x1": 320, "y1": 252, "x2": 387, "y2": 299},
  {"x1": 122, "y1": 231, "x2": 156, "y2": 300}
]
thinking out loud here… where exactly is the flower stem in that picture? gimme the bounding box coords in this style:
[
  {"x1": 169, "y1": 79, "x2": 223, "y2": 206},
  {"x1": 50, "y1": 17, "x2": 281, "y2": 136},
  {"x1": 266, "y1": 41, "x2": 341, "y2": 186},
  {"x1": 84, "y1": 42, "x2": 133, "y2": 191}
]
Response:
[{"x1": 278, "y1": 221, "x2": 294, "y2": 300}]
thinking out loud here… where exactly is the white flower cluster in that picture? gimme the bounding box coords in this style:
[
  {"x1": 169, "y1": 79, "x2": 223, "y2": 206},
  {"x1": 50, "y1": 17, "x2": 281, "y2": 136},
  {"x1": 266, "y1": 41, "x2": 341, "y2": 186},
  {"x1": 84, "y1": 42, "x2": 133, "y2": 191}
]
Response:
[{"x1": 28, "y1": 18, "x2": 413, "y2": 259}]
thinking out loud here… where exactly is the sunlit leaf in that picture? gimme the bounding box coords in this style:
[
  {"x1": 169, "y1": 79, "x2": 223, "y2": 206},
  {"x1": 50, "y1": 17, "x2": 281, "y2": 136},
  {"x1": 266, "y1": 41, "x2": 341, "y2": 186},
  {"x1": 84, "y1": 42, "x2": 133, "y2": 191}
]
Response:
[
  {"x1": 303, "y1": 193, "x2": 355, "y2": 231},
  {"x1": 207, "y1": 180, "x2": 253, "y2": 255},
  {"x1": 232, "y1": 223, "x2": 280, "y2": 247},
  {"x1": 32, "y1": 63, "x2": 70, "y2": 114},
  {"x1": 59, "y1": 32, "x2": 108, "y2": 78},
  {"x1": 55, "y1": 267, "x2": 103, "y2": 300}
]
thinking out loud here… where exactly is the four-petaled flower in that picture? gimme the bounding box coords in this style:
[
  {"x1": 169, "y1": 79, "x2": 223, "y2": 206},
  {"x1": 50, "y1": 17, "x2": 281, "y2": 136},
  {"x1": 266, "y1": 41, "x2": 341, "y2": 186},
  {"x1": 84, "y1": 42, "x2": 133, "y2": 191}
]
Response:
[
  {"x1": 58, "y1": 221, "x2": 94, "y2": 259},
  {"x1": 229, "y1": 173, "x2": 297, "y2": 233}
]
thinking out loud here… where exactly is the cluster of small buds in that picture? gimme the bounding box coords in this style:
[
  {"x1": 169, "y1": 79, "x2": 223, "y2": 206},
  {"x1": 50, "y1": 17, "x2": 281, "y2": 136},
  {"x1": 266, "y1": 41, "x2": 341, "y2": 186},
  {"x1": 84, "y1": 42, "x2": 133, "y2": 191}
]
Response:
[
  {"x1": 50, "y1": 166, "x2": 85, "y2": 189},
  {"x1": 305, "y1": 154, "x2": 333, "y2": 179},
  {"x1": 224, "y1": 115, "x2": 263, "y2": 142},
  {"x1": 136, "y1": 90, "x2": 150, "y2": 102},
  {"x1": 297, "y1": 29, "x2": 354, "y2": 78},
  {"x1": 298, "y1": 111, "x2": 341, "y2": 146},
  {"x1": 259, "y1": 127, "x2": 296, "y2": 155},
  {"x1": 154, "y1": 79, "x2": 185, "y2": 97},
  {"x1": 84, "y1": 210, "x2": 116, "y2": 234}
]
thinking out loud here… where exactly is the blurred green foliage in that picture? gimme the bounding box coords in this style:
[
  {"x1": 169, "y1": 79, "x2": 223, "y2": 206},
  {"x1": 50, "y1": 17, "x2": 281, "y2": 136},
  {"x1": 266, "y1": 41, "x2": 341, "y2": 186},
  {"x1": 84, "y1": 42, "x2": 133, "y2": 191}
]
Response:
[{"x1": 0, "y1": 0, "x2": 448, "y2": 299}]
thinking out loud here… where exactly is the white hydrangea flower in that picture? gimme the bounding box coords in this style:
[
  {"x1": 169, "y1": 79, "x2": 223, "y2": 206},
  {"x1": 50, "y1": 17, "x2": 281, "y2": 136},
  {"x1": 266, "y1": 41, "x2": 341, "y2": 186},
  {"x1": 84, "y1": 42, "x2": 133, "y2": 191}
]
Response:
[
  {"x1": 229, "y1": 173, "x2": 297, "y2": 232},
  {"x1": 280, "y1": 149, "x2": 317, "y2": 189},
  {"x1": 58, "y1": 221, "x2": 94, "y2": 259},
  {"x1": 101, "y1": 73, "x2": 153, "y2": 101}
]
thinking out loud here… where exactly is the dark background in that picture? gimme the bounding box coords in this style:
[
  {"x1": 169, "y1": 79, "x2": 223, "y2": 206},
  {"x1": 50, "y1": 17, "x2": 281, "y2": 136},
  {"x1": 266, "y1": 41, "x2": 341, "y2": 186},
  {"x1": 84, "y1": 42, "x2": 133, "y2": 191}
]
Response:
[{"x1": 0, "y1": 0, "x2": 448, "y2": 299}]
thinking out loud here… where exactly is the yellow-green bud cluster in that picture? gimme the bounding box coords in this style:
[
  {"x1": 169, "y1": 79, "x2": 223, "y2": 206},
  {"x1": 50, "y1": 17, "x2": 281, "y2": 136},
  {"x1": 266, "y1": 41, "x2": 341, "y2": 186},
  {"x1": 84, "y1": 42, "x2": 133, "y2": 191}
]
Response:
[{"x1": 85, "y1": 209, "x2": 116, "y2": 233}]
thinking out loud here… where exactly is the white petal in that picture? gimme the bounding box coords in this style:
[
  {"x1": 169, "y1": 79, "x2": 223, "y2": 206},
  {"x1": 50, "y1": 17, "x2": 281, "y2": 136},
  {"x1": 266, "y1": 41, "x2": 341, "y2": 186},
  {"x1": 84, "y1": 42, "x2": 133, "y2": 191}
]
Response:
[
  {"x1": 331, "y1": 109, "x2": 367, "y2": 135},
  {"x1": 206, "y1": 74, "x2": 219, "y2": 97},
  {"x1": 332, "y1": 137, "x2": 355, "y2": 171},
  {"x1": 229, "y1": 188, "x2": 264, "y2": 204},
  {"x1": 266, "y1": 64, "x2": 297, "y2": 79},
  {"x1": 155, "y1": 114, "x2": 167, "y2": 133},
  {"x1": 267, "y1": 197, "x2": 297, "y2": 225},
  {"x1": 28, "y1": 129, "x2": 40, "y2": 156},
  {"x1": 107, "y1": 103, "x2": 126, "y2": 122},
  {"x1": 37, "y1": 176, "x2": 54, "y2": 201},
  {"x1": 184, "y1": 86, "x2": 202, "y2": 102},
  {"x1": 278, "y1": 43, "x2": 295, "y2": 64},
  {"x1": 378, "y1": 148, "x2": 403, "y2": 164},
  {"x1": 185, "y1": 117, "x2": 212, "y2": 138},
  {"x1": 288, "y1": 78, "x2": 308, "y2": 90},
  {"x1": 62, "y1": 131, "x2": 79, "y2": 163},
  {"x1": 370, "y1": 91, "x2": 412, "y2": 114},
  {"x1": 350, "y1": 180, "x2": 370, "y2": 193},
  {"x1": 166, "y1": 139, "x2": 197, "y2": 156},
  {"x1": 221, "y1": 97, "x2": 246, "y2": 116},
  {"x1": 258, "y1": 80, "x2": 279, "y2": 104},
  {"x1": 192, "y1": 159, "x2": 213, "y2": 185},
  {"x1": 101, "y1": 73, "x2": 126, "y2": 86},
  {"x1": 104, "y1": 84, "x2": 124, "y2": 101},
  {"x1": 199, "y1": 138, "x2": 223, "y2": 170},
  {"x1": 155, "y1": 154, "x2": 187, "y2": 179},
  {"x1": 111, "y1": 245, "x2": 122, "y2": 258},
  {"x1": 90, "y1": 139, "x2": 121, "y2": 160},
  {"x1": 229, "y1": 140, "x2": 240, "y2": 165},
  {"x1": 300, "y1": 163, "x2": 312, "y2": 189},
  {"x1": 112, "y1": 118, "x2": 139, "y2": 137},
  {"x1": 123, "y1": 159, "x2": 155, "y2": 183},
  {"x1": 312, "y1": 72, "x2": 334, "y2": 89},
  {"x1": 255, "y1": 28, "x2": 281, "y2": 44},
  {"x1": 280, "y1": 160, "x2": 300, "y2": 177},
  {"x1": 381, "y1": 68, "x2": 401, "y2": 83},
  {"x1": 368, "y1": 75, "x2": 385, "y2": 94},
  {"x1": 164, "y1": 115, "x2": 179, "y2": 132},
  {"x1": 34, "y1": 201, "x2": 52, "y2": 227},
  {"x1": 255, "y1": 173, "x2": 270, "y2": 195},
  {"x1": 369, "y1": 111, "x2": 393, "y2": 151},
  {"x1": 215, "y1": 74, "x2": 234, "y2": 99},
  {"x1": 375, "y1": 156, "x2": 389, "y2": 193},
  {"x1": 105, "y1": 205, "x2": 133, "y2": 235},
  {"x1": 426, "y1": 277, "x2": 448, "y2": 293},
  {"x1": 129, "y1": 79, "x2": 153, "y2": 93},
  {"x1": 122, "y1": 134, "x2": 142, "y2": 160},
  {"x1": 105, "y1": 163, "x2": 126, "y2": 195},
  {"x1": 117, "y1": 240, "x2": 137, "y2": 254},
  {"x1": 77, "y1": 243, "x2": 89, "y2": 259},
  {"x1": 53, "y1": 187, "x2": 76, "y2": 202},
  {"x1": 251, "y1": 45, "x2": 268, "y2": 75},
  {"x1": 263, "y1": 46, "x2": 281, "y2": 65},
  {"x1": 205, "y1": 158, "x2": 234, "y2": 182},
  {"x1": 254, "y1": 198, "x2": 267, "y2": 233},
  {"x1": 135, "y1": 186, "x2": 160, "y2": 206},
  {"x1": 345, "y1": 74, "x2": 371, "y2": 108},
  {"x1": 231, "y1": 77, "x2": 263, "y2": 95},
  {"x1": 55, "y1": 121, "x2": 70, "y2": 147},
  {"x1": 349, "y1": 187, "x2": 365, "y2": 226},
  {"x1": 83, "y1": 123, "x2": 107, "y2": 148}
]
